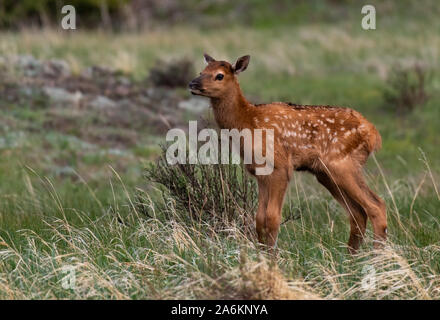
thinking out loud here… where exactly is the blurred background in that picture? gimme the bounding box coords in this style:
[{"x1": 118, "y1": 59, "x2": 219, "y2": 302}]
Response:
[
  {"x1": 1, "y1": 0, "x2": 439, "y2": 217},
  {"x1": 0, "y1": 0, "x2": 439, "y2": 300}
]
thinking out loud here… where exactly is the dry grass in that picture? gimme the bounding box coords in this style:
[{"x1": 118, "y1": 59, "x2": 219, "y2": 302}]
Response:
[
  {"x1": 0, "y1": 159, "x2": 438, "y2": 300},
  {"x1": 206, "y1": 257, "x2": 321, "y2": 300}
]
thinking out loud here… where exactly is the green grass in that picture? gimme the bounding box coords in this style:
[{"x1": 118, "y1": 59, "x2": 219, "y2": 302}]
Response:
[
  {"x1": 0, "y1": 161, "x2": 438, "y2": 299},
  {"x1": 0, "y1": 1, "x2": 439, "y2": 299}
]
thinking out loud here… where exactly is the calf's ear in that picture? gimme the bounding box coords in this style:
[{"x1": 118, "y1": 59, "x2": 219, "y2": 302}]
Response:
[
  {"x1": 233, "y1": 55, "x2": 250, "y2": 74},
  {"x1": 204, "y1": 53, "x2": 216, "y2": 64}
]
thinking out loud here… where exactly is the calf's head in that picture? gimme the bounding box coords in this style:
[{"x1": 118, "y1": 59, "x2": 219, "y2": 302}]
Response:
[{"x1": 189, "y1": 54, "x2": 250, "y2": 98}]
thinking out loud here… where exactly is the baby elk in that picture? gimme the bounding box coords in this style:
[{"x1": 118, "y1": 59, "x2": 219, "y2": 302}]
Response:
[{"x1": 189, "y1": 53, "x2": 387, "y2": 253}]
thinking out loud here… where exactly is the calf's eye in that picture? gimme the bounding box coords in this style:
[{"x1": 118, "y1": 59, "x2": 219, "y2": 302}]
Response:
[{"x1": 215, "y1": 74, "x2": 224, "y2": 81}]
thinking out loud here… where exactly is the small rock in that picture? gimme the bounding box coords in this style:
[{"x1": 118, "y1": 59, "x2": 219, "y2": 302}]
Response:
[
  {"x1": 53, "y1": 166, "x2": 76, "y2": 178},
  {"x1": 81, "y1": 65, "x2": 116, "y2": 79},
  {"x1": 0, "y1": 131, "x2": 26, "y2": 149},
  {"x1": 15, "y1": 55, "x2": 43, "y2": 77},
  {"x1": 117, "y1": 77, "x2": 131, "y2": 86},
  {"x1": 43, "y1": 59, "x2": 71, "y2": 78},
  {"x1": 178, "y1": 97, "x2": 210, "y2": 113},
  {"x1": 43, "y1": 86, "x2": 82, "y2": 106},
  {"x1": 19, "y1": 86, "x2": 36, "y2": 97},
  {"x1": 101, "y1": 148, "x2": 132, "y2": 157},
  {"x1": 89, "y1": 95, "x2": 117, "y2": 109}
]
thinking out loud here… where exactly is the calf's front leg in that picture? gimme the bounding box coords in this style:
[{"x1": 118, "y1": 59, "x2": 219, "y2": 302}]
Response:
[
  {"x1": 255, "y1": 178, "x2": 269, "y2": 243},
  {"x1": 255, "y1": 170, "x2": 289, "y2": 247}
]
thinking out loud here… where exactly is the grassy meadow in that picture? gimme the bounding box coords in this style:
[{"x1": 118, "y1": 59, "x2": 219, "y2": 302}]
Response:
[{"x1": 0, "y1": 1, "x2": 439, "y2": 299}]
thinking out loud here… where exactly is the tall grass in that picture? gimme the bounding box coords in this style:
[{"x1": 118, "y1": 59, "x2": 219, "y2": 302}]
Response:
[{"x1": 0, "y1": 156, "x2": 438, "y2": 299}]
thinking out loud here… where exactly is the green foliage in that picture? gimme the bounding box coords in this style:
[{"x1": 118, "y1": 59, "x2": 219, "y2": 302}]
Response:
[
  {"x1": 147, "y1": 58, "x2": 195, "y2": 88},
  {"x1": 0, "y1": 0, "x2": 128, "y2": 29},
  {"x1": 144, "y1": 146, "x2": 257, "y2": 236},
  {"x1": 2, "y1": 0, "x2": 439, "y2": 30},
  {"x1": 382, "y1": 64, "x2": 432, "y2": 115}
]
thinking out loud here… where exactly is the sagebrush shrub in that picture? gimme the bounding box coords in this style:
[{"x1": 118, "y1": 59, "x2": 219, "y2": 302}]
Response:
[
  {"x1": 143, "y1": 145, "x2": 258, "y2": 236},
  {"x1": 147, "y1": 58, "x2": 195, "y2": 88},
  {"x1": 383, "y1": 64, "x2": 432, "y2": 115}
]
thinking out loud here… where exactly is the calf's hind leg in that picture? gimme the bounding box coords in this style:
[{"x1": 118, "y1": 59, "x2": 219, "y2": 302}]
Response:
[
  {"x1": 324, "y1": 161, "x2": 387, "y2": 249},
  {"x1": 315, "y1": 172, "x2": 367, "y2": 254}
]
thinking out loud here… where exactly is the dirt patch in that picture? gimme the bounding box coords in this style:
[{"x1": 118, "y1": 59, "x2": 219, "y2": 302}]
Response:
[{"x1": 0, "y1": 54, "x2": 209, "y2": 150}]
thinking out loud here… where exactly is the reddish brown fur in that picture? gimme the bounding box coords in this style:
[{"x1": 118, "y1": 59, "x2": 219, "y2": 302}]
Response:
[{"x1": 189, "y1": 54, "x2": 387, "y2": 253}]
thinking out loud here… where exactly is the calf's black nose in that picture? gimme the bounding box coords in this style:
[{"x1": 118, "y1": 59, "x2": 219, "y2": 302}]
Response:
[{"x1": 189, "y1": 79, "x2": 200, "y2": 89}]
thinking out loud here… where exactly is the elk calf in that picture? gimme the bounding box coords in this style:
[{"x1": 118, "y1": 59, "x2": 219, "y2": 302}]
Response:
[{"x1": 189, "y1": 54, "x2": 387, "y2": 253}]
